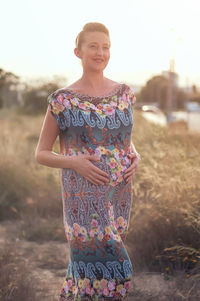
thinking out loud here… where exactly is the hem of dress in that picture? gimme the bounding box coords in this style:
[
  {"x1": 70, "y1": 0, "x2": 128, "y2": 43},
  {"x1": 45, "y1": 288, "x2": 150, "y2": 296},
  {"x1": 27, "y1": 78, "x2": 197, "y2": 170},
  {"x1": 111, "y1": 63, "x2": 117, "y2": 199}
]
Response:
[{"x1": 59, "y1": 295, "x2": 128, "y2": 301}]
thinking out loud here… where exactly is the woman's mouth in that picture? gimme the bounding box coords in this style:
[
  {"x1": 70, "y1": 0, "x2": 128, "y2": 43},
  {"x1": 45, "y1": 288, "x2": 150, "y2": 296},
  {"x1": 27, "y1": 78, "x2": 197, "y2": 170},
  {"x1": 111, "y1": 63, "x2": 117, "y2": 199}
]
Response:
[{"x1": 94, "y1": 59, "x2": 104, "y2": 63}]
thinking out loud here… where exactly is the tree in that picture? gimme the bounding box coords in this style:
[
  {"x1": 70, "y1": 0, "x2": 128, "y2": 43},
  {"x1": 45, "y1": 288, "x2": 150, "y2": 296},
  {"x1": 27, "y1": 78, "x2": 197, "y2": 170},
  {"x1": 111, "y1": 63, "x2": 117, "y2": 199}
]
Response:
[
  {"x1": 0, "y1": 68, "x2": 20, "y2": 108},
  {"x1": 138, "y1": 74, "x2": 187, "y2": 111},
  {"x1": 21, "y1": 76, "x2": 67, "y2": 114},
  {"x1": 139, "y1": 75, "x2": 168, "y2": 107}
]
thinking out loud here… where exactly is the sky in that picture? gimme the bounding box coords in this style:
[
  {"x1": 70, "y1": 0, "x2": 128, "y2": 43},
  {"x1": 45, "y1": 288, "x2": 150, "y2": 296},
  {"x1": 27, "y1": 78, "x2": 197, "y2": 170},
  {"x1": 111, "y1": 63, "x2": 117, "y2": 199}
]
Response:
[{"x1": 1, "y1": 0, "x2": 200, "y2": 88}]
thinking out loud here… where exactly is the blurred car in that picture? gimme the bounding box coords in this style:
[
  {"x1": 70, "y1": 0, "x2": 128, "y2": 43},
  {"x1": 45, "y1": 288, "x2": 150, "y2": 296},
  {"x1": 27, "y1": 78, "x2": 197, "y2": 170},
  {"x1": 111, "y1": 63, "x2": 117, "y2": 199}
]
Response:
[
  {"x1": 185, "y1": 102, "x2": 200, "y2": 112},
  {"x1": 141, "y1": 105, "x2": 163, "y2": 114},
  {"x1": 139, "y1": 105, "x2": 167, "y2": 126}
]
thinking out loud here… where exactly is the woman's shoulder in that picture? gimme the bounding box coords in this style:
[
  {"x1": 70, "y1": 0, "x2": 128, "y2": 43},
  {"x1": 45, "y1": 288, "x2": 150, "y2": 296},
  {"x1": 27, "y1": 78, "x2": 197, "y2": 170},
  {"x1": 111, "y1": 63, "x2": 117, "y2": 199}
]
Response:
[
  {"x1": 118, "y1": 83, "x2": 137, "y2": 106},
  {"x1": 48, "y1": 86, "x2": 68, "y2": 99},
  {"x1": 105, "y1": 78, "x2": 135, "y2": 93},
  {"x1": 106, "y1": 79, "x2": 136, "y2": 99}
]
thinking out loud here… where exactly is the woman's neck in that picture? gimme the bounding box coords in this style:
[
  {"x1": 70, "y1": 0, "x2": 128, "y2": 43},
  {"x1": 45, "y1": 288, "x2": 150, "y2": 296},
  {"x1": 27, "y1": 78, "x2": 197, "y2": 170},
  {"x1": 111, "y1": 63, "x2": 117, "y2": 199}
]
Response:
[{"x1": 79, "y1": 71, "x2": 107, "y2": 90}]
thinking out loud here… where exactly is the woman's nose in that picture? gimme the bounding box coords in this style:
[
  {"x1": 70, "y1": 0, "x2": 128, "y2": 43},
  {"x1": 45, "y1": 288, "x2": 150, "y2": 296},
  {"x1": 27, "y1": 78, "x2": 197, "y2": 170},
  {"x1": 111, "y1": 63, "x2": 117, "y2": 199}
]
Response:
[{"x1": 96, "y1": 47, "x2": 103, "y2": 55}]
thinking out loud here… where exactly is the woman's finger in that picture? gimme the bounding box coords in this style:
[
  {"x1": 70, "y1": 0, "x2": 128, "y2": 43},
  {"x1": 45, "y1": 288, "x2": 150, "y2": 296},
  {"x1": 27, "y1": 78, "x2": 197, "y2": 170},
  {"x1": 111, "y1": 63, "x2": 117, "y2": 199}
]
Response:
[
  {"x1": 124, "y1": 166, "x2": 137, "y2": 179},
  {"x1": 125, "y1": 163, "x2": 138, "y2": 174},
  {"x1": 126, "y1": 173, "x2": 135, "y2": 182},
  {"x1": 86, "y1": 170, "x2": 110, "y2": 185},
  {"x1": 125, "y1": 164, "x2": 135, "y2": 173},
  {"x1": 125, "y1": 156, "x2": 141, "y2": 173},
  {"x1": 128, "y1": 154, "x2": 141, "y2": 164},
  {"x1": 89, "y1": 162, "x2": 110, "y2": 179},
  {"x1": 86, "y1": 175, "x2": 106, "y2": 186},
  {"x1": 128, "y1": 153, "x2": 137, "y2": 160},
  {"x1": 90, "y1": 171, "x2": 109, "y2": 183},
  {"x1": 90, "y1": 168, "x2": 110, "y2": 183},
  {"x1": 124, "y1": 171, "x2": 136, "y2": 181},
  {"x1": 125, "y1": 168, "x2": 137, "y2": 177},
  {"x1": 126, "y1": 177, "x2": 133, "y2": 183},
  {"x1": 124, "y1": 176, "x2": 132, "y2": 183}
]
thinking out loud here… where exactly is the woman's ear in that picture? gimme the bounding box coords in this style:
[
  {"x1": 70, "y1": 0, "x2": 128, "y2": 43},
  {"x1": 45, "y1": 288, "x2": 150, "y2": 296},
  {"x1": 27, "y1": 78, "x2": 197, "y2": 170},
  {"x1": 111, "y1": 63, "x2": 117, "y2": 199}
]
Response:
[{"x1": 74, "y1": 47, "x2": 82, "y2": 59}]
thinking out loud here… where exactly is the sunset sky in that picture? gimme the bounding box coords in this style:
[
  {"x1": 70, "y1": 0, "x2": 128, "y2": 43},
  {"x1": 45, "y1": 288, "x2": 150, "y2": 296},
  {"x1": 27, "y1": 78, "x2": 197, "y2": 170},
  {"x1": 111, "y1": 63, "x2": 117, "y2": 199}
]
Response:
[{"x1": 1, "y1": 0, "x2": 200, "y2": 88}]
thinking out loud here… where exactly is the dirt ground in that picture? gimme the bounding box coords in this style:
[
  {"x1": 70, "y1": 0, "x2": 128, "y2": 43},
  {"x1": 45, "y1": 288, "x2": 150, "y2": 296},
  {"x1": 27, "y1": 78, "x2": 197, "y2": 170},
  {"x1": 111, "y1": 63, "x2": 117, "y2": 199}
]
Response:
[{"x1": 0, "y1": 220, "x2": 200, "y2": 301}]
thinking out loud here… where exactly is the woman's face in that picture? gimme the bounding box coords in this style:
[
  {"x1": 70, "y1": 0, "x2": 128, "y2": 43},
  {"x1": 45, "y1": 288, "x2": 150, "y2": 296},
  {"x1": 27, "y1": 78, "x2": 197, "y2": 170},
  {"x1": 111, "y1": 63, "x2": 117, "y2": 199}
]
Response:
[{"x1": 75, "y1": 31, "x2": 111, "y2": 72}]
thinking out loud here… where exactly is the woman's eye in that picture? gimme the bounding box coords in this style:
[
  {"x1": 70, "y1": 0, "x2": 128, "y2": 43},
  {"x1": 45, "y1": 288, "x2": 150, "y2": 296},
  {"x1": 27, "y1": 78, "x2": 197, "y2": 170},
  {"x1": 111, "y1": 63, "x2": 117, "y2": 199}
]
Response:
[{"x1": 89, "y1": 45, "x2": 109, "y2": 50}]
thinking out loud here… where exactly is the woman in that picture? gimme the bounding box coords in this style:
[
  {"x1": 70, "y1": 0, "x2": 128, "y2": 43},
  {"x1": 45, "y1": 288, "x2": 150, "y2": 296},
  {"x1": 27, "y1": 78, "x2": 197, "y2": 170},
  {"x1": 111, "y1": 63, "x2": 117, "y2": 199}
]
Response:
[{"x1": 35, "y1": 22, "x2": 141, "y2": 301}]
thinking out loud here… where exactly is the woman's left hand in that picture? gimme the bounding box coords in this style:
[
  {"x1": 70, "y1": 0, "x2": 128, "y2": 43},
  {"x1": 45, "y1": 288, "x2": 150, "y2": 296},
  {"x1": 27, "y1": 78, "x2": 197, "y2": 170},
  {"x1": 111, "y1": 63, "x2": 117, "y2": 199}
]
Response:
[{"x1": 123, "y1": 153, "x2": 141, "y2": 183}]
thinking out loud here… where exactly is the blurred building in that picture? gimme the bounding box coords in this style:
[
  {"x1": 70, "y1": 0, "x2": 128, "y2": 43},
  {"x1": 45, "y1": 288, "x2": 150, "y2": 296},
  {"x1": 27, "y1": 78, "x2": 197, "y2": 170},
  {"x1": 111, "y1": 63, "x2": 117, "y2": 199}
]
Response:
[{"x1": 162, "y1": 70, "x2": 179, "y2": 114}]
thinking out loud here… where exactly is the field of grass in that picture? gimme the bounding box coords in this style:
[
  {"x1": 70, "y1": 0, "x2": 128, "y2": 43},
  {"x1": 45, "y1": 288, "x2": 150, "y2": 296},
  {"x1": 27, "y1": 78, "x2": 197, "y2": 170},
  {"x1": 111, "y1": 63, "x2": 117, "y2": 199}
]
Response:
[{"x1": 0, "y1": 107, "x2": 199, "y2": 300}]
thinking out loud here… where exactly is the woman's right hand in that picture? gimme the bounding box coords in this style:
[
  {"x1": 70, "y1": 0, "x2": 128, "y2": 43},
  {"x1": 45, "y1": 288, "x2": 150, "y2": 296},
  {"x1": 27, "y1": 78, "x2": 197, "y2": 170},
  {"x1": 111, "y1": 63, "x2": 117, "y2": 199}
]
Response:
[{"x1": 71, "y1": 154, "x2": 110, "y2": 186}]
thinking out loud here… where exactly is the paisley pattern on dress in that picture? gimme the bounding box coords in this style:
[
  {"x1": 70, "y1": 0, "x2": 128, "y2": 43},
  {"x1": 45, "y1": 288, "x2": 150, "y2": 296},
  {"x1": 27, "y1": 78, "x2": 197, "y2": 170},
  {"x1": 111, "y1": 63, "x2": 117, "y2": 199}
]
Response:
[{"x1": 47, "y1": 83, "x2": 136, "y2": 300}]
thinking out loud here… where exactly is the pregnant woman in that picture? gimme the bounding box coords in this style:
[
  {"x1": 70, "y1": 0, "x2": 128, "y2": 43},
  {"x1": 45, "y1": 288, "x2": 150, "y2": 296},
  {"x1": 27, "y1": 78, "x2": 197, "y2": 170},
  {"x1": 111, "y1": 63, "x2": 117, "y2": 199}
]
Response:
[{"x1": 35, "y1": 22, "x2": 141, "y2": 301}]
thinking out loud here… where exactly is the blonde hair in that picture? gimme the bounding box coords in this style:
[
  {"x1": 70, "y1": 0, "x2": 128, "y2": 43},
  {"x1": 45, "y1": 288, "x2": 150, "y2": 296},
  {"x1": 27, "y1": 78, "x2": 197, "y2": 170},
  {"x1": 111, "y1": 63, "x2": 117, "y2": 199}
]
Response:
[{"x1": 75, "y1": 22, "x2": 110, "y2": 50}]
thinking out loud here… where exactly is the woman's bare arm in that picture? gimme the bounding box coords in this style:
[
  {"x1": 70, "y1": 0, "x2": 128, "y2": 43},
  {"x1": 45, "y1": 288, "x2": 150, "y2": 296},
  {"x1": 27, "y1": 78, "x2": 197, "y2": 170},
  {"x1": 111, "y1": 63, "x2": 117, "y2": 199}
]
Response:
[
  {"x1": 130, "y1": 141, "x2": 141, "y2": 160},
  {"x1": 35, "y1": 109, "x2": 110, "y2": 184},
  {"x1": 35, "y1": 109, "x2": 74, "y2": 169}
]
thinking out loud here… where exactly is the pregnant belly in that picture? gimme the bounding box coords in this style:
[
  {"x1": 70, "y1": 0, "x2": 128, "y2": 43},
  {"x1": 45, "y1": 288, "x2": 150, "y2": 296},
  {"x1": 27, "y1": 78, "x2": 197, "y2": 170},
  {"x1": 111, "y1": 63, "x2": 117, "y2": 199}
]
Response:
[
  {"x1": 95, "y1": 146, "x2": 132, "y2": 186},
  {"x1": 66, "y1": 145, "x2": 132, "y2": 187}
]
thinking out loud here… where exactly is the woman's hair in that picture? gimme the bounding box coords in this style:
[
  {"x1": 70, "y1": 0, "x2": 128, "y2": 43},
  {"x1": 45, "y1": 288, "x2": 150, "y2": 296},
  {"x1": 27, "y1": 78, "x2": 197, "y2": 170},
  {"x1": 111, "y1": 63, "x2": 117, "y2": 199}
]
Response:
[{"x1": 75, "y1": 22, "x2": 110, "y2": 50}]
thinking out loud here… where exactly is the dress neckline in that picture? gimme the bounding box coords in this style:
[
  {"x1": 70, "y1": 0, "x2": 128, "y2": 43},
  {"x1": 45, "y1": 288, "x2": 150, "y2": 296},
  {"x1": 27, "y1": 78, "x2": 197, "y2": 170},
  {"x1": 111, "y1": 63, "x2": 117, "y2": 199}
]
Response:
[{"x1": 63, "y1": 83, "x2": 125, "y2": 100}]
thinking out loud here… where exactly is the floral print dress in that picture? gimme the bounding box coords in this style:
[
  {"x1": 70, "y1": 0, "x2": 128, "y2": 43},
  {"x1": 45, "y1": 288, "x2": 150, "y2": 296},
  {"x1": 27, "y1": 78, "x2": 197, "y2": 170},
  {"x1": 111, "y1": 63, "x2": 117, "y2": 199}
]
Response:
[{"x1": 47, "y1": 83, "x2": 137, "y2": 301}]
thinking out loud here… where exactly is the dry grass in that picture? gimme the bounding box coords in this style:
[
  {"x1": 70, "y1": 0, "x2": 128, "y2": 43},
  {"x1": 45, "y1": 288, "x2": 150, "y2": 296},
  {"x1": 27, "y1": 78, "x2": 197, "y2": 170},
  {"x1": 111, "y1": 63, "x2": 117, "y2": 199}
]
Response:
[
  {"x1": 0, "y1": 108, "x2": 62, "y2": 220},
  {"x1": 20, "y1": 215, "x2": 66, "y2": 242},
  {"x1": 127, "y1": 113, "x2": 200, "y2": 279},
  {"x1": 0, "y1": 242, "x2": 39, "y2": 301},
  {"x1": 0, "y1": 107, "x2": 200, "y2": 285}
]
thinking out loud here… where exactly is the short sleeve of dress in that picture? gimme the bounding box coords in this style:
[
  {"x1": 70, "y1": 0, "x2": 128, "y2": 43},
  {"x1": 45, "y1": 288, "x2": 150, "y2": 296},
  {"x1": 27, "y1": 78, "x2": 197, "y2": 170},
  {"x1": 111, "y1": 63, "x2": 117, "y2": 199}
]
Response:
[
  {"x1": 47, "y1": 91, "x2": 69, "y2": 131},
  {"x1": 128, "y1": 86, "x2": 136, "y2": 107}
]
